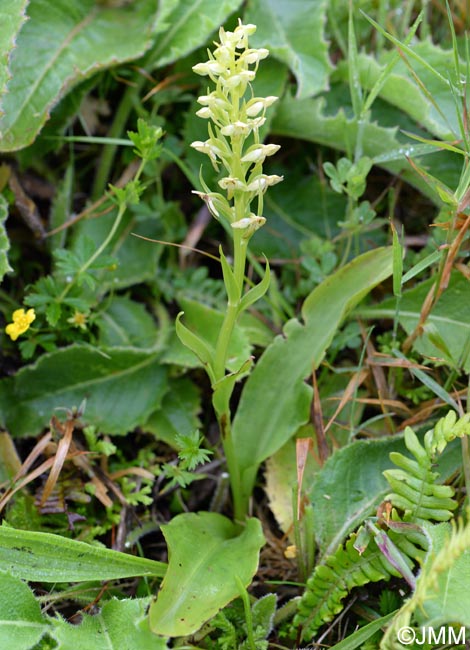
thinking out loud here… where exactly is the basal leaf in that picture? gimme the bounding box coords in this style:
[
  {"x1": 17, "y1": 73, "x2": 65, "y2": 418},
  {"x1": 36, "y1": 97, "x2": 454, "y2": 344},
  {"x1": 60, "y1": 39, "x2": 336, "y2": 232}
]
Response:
[
  {"x1": 0, "y1": 525, "x2": 166, "y2": 582},
  {"x1": 357, "y1": 272, "x2": 470, "y2": 372},
  {"x1": 232, "y1": 248, "x2": 393, "y2": 505},
  {"x1": 96, "y1": 295, "x2": 160, "y2": 349},
  {"x1": 0, "y1": 0, "x2": 29, "y2": 114},
  {"x1": 1, "y1": 344, "x2": 168, "y2": 436},
  {"x1": 245, "y1": 0, "x2": 332, "y2": 98},
  {"x1": 149, "y1": 513, "x2": 264, "y2": 636},
  {"x1": 334, "y1": 44, "x2": 460, "y2": 141},
  {"x1": 0, "y1": 194, "x2": 12, "y2": 282},
  {"x1": 145, "y1": 377, "x2": 201, "y2": 448},
  {"x1": 0, "y1": 571, "x2": 48, "y2": 650},
  {"x1": 0, "y1": 0, "x2": 159, "y2": 151},
  {"x1": 310, "y1": 437, "x2": 403, "y2": 559},
  {"x1": 148, "y1": 0, "x2": 243, "y2": 70},
  {"x1": 52, "y1": 598, "x2": 167, "y2": 650}
]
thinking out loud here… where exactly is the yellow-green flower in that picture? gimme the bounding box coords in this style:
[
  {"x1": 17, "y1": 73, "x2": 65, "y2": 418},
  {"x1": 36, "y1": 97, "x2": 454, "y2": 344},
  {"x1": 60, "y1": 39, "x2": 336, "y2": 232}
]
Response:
[
  {"x1": 5, "y1": 308, "x2": 36, "y2": 341},
  {"x1": 67, "y1": 311, "x2": 88, "y2": 330}
]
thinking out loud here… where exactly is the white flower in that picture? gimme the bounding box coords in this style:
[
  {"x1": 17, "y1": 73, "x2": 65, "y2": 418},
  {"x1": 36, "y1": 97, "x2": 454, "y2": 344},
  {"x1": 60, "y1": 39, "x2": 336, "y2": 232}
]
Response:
[
  {"x1": 246, "y1": 96, "x2": 278, "y2": 117},
  {"x1": 241, "y1": 144, "x2": 280, "y2": 164},
  {"x1": 195, "y1": 107, "x2": 212, "y2": 119},
  {"x1": 192, "y1": 60, "x2": 225, "y2": 77},
  {"x1": 243, "y1": 48, "x2": 269, "y2": 64},
  {"x1": 190, "y1": 140, "x2": 224, "y2": 164},
  {"x1": 218, "y1": 176, "x2": 247, "y2": 192},
  {"x1": 220, "y1": 121, "x2": 252, "y2": 136},
  {"x1": 246, "y1": 174, "x2": 283, "y2": 193},
  {"x1": 231, "y1": 214, "x2": 266, "y2": 235}
]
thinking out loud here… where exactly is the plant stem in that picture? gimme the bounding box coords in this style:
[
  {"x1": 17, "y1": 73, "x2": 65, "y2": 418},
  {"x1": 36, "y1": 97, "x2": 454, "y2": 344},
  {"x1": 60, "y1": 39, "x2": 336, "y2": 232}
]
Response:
[{"x1": 213, "y1": 229, "x2": 247, "y2": 380}]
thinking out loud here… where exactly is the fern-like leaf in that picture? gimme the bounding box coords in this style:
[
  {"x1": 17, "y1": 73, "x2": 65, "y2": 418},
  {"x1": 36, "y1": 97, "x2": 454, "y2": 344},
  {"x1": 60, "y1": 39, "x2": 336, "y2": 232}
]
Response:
[
  {"x1": 384, "y1": 426, "x2": 457, "y2": 523},
  {"x1": 295, "y1": 410, "x2": 470, "y2": 641},
  {"x1": 294, "y1": 532, "x2": 401, "y2": 639}
]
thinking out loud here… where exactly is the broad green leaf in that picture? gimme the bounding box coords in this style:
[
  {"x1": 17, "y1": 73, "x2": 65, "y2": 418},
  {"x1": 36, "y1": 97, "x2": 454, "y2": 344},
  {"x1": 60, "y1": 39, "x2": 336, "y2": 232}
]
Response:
[
  {"x1": 0, "y1": 0, "x2": 159, "y2": 151},
  {"x1": 334, "y1": 42, "x2": 461, "y2": 140},
  {"x1": 0, "y1": 194, "x2": 12, "y2": 282},
  {"x1": 52, "y1": 598, "x2": 167, "y2": 650},
  {"x1": 0, "y1": 344, "x2": 168, "y2": 437},
  {"x1": 149, "y1": 513, "x2": 265, "y2": 636},
  {"x1": 0, "y1": 571, "x2": 48, "y2": 650},
  {"x1": 97, "y1": 296, "x2": 159, "y2": 349},
  {"x1": 310, "y1": 436, "x2": 403, "y2": 558},
  {"x1": 232, "y1": 247, "x2": 394, "y2": 506},
  {"x1": 145, "y1": 377, "x2": 201, "y2": 447},
  {"x1": 270, "y1": 89, "x2": 463, "y2": 203},
  {"x1": 0, "y1": 525, "x2": 166, "y2": 582},
  {"x1": 148, "y1": 0, "x2": 243, "y2": 70},
  {"x1": 272, "y1": 91, "x2": 405, "y2": 169},
  {"x1": 357, "y1": 272, "x2": 470, "y2": 372},
  {"x1": 245, "y1": 0, "x2": 332, "y2": 99},
  {"x1": 0, "y1": 0, "x2": 29, "y2": 112}
]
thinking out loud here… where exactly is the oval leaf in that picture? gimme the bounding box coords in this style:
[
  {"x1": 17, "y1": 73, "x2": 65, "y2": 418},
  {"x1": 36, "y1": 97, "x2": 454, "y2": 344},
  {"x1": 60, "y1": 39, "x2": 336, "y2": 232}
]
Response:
[
  {"x1": 0, "y1": 344, "x2": 168, "y2": 437},
  {"x1": 149, "y1": 513, "x2": 265, "y2": 636}
]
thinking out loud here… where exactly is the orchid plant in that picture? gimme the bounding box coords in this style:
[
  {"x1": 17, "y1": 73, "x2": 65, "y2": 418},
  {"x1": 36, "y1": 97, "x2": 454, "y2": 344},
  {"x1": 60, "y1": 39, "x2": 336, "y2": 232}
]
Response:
[{"x1": 176, "y1": 20, "x2": 281, "y2": 521}]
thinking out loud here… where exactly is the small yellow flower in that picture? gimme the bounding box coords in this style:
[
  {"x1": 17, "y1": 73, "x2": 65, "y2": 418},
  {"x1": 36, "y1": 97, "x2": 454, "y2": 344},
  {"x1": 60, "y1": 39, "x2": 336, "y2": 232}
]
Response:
[
  {"x1": 67, "y1": 311, "x2": 88, "y2": 330},
  {"x1": 5, "y1": 308, "x2": 36, "y2": 341}
]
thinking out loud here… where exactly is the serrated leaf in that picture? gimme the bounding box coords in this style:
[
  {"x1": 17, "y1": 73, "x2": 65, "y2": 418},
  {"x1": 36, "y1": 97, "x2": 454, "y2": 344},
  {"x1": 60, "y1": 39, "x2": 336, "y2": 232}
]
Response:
[
  {"x1": 0, "y1": 526, "x2": 166, "y2": 582},
  {"x1": 0, "y1": 571, "x2": 48, "y2": 650},
  {"x1": 148, "y1": 0, "x2": 243, "y2": 70},
  {"x1": 52, "y1": 598, "x2": 167, "y2": 650},
  {"x1": 0, "y1": 344, "x2": 168, "y2": 437},
  {"x1": 149, "y1": 513, "x2": 264, "y2": 636},
  {"x1": 0, "y1": 0, "x2": 29, "y2": 114},
  {"x1": 0, "y1": 0, "x2": 159, "y2": 151},
  {"x1": 0, "y1": 194, "x2": 12, "y2": 282},
  {"x1": 245, "y1": 0, "x2": 332, "y2": 98}
]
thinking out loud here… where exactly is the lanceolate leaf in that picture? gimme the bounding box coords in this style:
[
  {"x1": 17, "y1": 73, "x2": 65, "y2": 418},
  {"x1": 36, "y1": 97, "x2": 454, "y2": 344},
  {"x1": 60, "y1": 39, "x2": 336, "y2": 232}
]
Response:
[
  {"x1": 0, "y1": 0, "x2": 159, "y2": 151},
  {"x1": 149, "y1": 513, "x2": 265, "y2": 636},
  {"x1": 0, "y1": 344, "x2": 168, "y2": 436},
  {"x1": 0, "y1": 195, "x2": 12, "y2": 283},
  {"x1": 0, "y1": 0, "x2": 29, "y2": 113},
  {"x1": 245, "y1": 0, "x2": 332, "y2": 98},
  {"x1": 148, "y1": 0, "x2": 244, "y2": 70},
  {"x1": 232, "y1": 248, "x2": 394, "y2": 504},
  {"x1": 0, "y1": 526, "x2": 166, "y2": 582}
]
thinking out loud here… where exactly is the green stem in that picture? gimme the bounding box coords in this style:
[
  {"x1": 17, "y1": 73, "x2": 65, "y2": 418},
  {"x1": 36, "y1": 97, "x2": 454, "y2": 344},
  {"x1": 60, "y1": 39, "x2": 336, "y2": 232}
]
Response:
[
  {"x1": 58, "y1": 201, "x2": 126, "y2": 303},
  {"x1": 213, "y1": 229, "x2": 247, "y2": 380}
]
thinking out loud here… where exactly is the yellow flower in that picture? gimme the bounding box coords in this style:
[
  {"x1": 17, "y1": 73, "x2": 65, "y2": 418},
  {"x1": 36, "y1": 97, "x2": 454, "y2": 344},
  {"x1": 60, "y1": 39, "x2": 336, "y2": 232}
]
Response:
[
  {"x1": 5, "y1": 308, "x2": 36, "y2": 341},
  {"x1": 67, "y1": 311, "x2": 88, "y2": 330}
]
